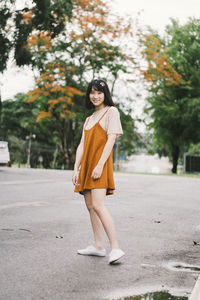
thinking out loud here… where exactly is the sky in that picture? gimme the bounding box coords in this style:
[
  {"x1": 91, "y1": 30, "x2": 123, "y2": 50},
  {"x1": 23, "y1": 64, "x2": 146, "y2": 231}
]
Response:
[
  {"x1": 111, "y1": 0, "x2": 200, "y2": 34},
  {"x1": 1, "y1": 0, "x2": 200, "y2": 101}
]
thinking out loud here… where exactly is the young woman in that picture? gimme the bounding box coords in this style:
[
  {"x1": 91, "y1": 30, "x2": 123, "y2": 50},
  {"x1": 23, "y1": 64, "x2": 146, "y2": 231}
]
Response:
[{"x1": 72, "y1": 79, "x2": 125, "y2": 264}]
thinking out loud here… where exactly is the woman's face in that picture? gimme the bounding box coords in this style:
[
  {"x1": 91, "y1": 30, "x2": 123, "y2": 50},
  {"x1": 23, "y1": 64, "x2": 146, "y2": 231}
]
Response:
[{"x1": 89, "y1": 87, "x2": 105, "y2": 108}]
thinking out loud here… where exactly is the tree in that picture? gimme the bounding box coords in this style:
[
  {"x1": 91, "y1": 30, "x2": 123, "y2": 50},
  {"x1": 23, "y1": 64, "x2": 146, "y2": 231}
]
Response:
[
  {"x1": 0, "y1": 0, "x2": 73, "y2": 71},
  {"x1": 0, "y1": 0, "x2": 74, "y2": 141},
  {"x1": 25, "y1": 0, "x2": 139, "y2": 169},
  {"x1": 118, "y1": 105, "x2": 144, "y2": 156},
  {"x1": 26, "y1": 62, "x2": 84, "y2": 168},
  {"x1": 2, "y1": 93, "x2": 63, "y2": 168},
  {"x1": 141, "y1": 18, "x2": 200, "y2": 173},
  {"x1": 186, "y1": 143, "x2": 200, "y2": 155}
]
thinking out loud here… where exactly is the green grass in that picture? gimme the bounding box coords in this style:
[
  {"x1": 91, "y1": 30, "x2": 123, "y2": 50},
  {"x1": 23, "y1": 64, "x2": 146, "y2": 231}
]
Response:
[
  {"x1": 116, "y1": 170, "x2": 200, "y2": 178},
  {"x1": 9, "y1": 164, "x2": 200, "y2": 178}
]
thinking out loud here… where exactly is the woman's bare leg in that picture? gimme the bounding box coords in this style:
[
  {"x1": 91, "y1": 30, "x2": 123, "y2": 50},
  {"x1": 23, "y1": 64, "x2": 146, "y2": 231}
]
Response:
[
  {"x1": 91, "y1": 189, "x2": 119, "y2": 250},
  {"x1": 83, "y1": 190, "x2": 104, "y2": 249}
]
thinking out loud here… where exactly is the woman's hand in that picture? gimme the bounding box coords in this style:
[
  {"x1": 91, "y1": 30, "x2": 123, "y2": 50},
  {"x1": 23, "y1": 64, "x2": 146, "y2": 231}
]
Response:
[
  {"x1": 91, "y1": 164, "x2": 104, "y2": 180},
  {"x1": 72, "y1": 170, "x2": 79, "y2": 186}
]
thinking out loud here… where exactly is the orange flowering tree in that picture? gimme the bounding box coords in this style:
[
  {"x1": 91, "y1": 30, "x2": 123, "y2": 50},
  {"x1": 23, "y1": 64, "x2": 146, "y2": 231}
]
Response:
[
  {"x1": 0, "y1": 0, "x2": 73, "y2": 144},
  {"x1": 64, "y1": 0, "x2": 135, "y2": 84},
  {"x1": 140, "y1": 20, "x2": 200, "y2": 173},
  {"x1": 25, "y1": 0, "x2": 139, "y2": 168},
  {"x1": 141, "y1": 33, "x2": 182, "y2": 87},
  {"x1": 26, "y1": 60, "x2": 84, "y2": 168},
  {"x1": 0, "y1": 0, "x2": 73, "y2": 70},
  {"x1": 24, "y1": 0, "x2": 135, "y2": 78}
]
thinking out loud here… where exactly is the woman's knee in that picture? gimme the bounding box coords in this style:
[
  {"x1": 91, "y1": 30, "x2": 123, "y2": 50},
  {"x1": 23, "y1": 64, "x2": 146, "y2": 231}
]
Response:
[
  {"x1": 85, "y1": 201, "x2": 94, "y2": 212},
  {"x1": 90, "y1": 189, "x2": 106, "y2": 213},
  {"x1": 92, "y1": 202, "x2": 104, "y2": 214},
  {"x1": 85, "y1": 201, "x2": 102, "y2": 213},
  {"x1": 85, "y1": 199, "x2": 102, "y2": 213},
  {"x1": 84, "y1": 190, "x2": 93, "y2": 211}
]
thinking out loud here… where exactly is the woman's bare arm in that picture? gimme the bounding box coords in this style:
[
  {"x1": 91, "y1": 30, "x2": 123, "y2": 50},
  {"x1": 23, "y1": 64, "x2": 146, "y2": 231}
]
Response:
[
  {"x1": 74, "y1": 142, "x2": 84, "y2": 171},
  {"x1": 72, "y1": 119, "x2": 87, "y2": 186},
  {"x1": 91, "y1": 134, "x2": 117, "y2": 180},
  {"x1": 72, "y1": 142, "x2": 84, "y2": 185}
]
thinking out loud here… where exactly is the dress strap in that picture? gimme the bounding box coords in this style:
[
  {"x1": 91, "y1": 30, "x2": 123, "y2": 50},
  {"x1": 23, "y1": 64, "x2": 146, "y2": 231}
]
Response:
[
  {"x1": 97, "y1": 107, "x2": 110, "y2": 123},
  {"x1": 84, "y1": 116, "x2": 91, "y2": 129}
]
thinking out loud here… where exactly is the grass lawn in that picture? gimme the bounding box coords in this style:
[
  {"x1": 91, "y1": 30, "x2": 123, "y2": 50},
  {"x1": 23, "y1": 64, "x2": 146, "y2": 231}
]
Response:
[{"x1": 116, "y1": 170, "x2": 200, "y2": 178}]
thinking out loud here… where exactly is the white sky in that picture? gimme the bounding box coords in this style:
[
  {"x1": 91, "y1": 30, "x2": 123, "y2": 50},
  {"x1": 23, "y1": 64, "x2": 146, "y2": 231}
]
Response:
[
  {"x1": 1, "y1": 0, "x2": 200, "y2": 101},
  {"x1": 111, "y1": 0, "x2": 200, "y2": 34}
]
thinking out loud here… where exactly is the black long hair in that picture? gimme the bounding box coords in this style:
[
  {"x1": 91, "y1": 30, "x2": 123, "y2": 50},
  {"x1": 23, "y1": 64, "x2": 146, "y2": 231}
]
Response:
[{"x1": 85, "y1": 79, "x2": 115, "y2": 109}]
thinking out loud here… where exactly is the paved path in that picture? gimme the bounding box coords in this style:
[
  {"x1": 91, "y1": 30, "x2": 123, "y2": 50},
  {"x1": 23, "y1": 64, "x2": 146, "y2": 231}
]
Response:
[
  {"x1": 120, "y1": 154, "x2": 172, "y2": 174},
  {"x1": 0, "y1": 167, "x2": 200, "y2": 300}
]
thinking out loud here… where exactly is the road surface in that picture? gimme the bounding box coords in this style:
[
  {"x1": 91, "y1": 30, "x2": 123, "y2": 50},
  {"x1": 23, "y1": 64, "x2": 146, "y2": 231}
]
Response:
[{"x1": 0, "y1": 167, "x2": 200, "y2": 300}]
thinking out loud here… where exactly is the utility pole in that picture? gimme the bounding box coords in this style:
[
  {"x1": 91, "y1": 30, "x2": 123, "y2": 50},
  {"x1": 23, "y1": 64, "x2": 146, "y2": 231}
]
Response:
[
  {"x1": 113, "y1": 139, "x2": 120, "y2": 171},
  {"x1": 26, "y1": 133, "x2": 36, "y2": 168},
  {"x1": 0, "y1": 88, "x2": 4, "y2": 141},
  {"x1": 116, "y1": 139, "x2": 119, "y2": 171}
]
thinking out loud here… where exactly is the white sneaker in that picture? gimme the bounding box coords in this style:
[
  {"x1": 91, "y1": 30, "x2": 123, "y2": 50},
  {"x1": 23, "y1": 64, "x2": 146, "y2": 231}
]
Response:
[
  {"x1": 77, "y1": 245, "x2": 106, "y2": 257},
  {"x1": 108, "y1": 249, "x2": 125, "y2": 264}
]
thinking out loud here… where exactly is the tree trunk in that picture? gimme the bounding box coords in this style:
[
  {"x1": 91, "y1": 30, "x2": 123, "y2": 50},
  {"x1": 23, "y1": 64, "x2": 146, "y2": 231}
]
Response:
[
  {"x1": 63, "y1": 126, "x2": 69, "y2": 168},
  {"x1": 171, "y1": 146, "x2": 180, "y2": 173},
  {"x1": 66, "y1": 119, "x2": 76, "y2": 170},
  {"x1": 111, "y1": 75, "x2": 118, "y2": 96},
  {"x1": 58, "y1": 119, "x2": 69, "y2": 169},
  {"x1": 62, "y1": 117, "x2": 75, "y2": 170}
]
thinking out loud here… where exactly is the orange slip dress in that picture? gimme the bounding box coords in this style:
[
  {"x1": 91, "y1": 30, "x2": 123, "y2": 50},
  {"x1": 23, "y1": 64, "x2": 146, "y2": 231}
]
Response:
[{"x1": 74, "y1": 108, "x2": 115, "y2": 196}]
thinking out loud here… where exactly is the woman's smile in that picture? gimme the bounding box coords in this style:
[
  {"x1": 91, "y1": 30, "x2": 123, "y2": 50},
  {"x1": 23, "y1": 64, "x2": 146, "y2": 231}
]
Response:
[{"x1": 89, "y1": 87, "x2": 105, "y2": 108}]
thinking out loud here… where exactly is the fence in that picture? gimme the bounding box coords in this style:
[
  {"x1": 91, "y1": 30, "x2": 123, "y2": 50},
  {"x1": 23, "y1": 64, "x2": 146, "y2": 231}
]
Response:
[{"x1": 184, "y1": 155, "x2": 200, "y2": 173}]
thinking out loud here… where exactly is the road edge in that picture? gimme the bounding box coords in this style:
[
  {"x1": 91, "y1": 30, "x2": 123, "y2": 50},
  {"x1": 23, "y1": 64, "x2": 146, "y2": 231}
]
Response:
[{"x1": 189, "y1": 275, "x2": 200, "y2": 300}]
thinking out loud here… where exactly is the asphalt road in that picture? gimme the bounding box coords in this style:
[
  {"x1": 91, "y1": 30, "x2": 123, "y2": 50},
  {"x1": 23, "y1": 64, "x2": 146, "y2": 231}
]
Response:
[{"x1": 0, "y1": 167, "x2": 200, "y2": 300}]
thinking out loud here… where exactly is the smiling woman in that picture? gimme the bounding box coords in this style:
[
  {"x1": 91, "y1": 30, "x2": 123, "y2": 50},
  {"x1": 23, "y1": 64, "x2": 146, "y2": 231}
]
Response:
[
  {"x1": 73, "y1": 79, "x2": 122, "y2": 194},
  {"x1": 85, "y1": 79, "x2": 115, "y2": 109},
  {"x1": 89, "y1": 87, "x2": 105, "y2": 107},
  {"x1": 72, "y1": 79, "x2": 125, "y2": 265}
]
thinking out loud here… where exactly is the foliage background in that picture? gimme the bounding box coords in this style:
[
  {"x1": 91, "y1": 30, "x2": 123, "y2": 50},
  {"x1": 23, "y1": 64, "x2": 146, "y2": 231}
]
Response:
[{"x1": 1, "y1": 1, "x2": 200, "y2": 173}]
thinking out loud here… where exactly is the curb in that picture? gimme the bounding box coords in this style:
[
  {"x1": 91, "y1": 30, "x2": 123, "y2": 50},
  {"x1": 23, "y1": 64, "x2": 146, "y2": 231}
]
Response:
[{"x1": 189, "y1": 275, "x2": 200, "y2": 300}]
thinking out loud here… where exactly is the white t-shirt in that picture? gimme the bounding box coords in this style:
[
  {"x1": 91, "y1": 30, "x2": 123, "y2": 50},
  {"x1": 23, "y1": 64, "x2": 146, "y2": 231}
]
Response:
[{"x1": 80, "y1": 106, "x2": 123, "y2": 144}]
